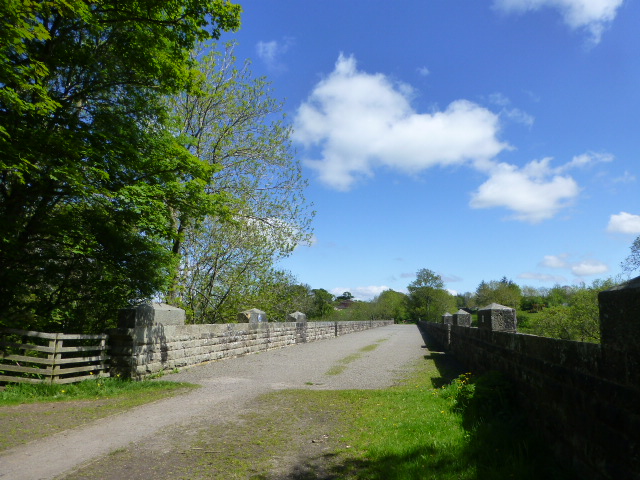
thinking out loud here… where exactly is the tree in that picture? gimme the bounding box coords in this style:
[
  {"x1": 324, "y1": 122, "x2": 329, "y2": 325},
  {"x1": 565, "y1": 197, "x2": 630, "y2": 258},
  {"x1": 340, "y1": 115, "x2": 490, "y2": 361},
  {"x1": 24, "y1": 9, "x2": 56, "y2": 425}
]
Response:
[
  {"x1": 622, "y1": 236, "x2": 640, "y2": 274},
  {"x1": 473, "y1": 278, "x2": 521, "y2": 309},
  {"x1": 167, "y1": 43, "x2": 313, "y2": 319},
  {"x1": 309, "y1": 289, "x2": 335, "y2": 319},
  {"x1": 373, "y1": 290, "x2": 410, "y2": 322},
  {"x1": 336, "y1": 292, "x2": 354, "y2": 301},
  {"x1": 0, "y1": 1, "x2": 241, "y2": 332},
  {"x1": 529, "y1": 278, "x2": 616, "y2": 343},
  {"x1": 407, "y1": 269, "x2": 454, "y2": 322}
]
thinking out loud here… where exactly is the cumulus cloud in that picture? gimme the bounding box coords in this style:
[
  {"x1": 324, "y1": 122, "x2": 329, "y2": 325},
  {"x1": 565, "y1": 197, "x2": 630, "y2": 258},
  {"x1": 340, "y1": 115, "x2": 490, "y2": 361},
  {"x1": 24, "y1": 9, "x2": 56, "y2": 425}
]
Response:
[
  {"x1": 493, "y1": 0, "x2": 624, "y2": 44},
  {"x1": 607, "y1": 212, "x2": 640, "y2": 234},
  {"x1": 418, "y1": 66, "x2": 430, "y2": 76},
  {"x1": 294, "y1": 54, "x2": 606, "y2": 223},
  {"x1": 469, "y1": 159, "x2": 580, "y2": 223},
  {"x1": 293, "y1": 54, "x2": 508, "y2": 191}
]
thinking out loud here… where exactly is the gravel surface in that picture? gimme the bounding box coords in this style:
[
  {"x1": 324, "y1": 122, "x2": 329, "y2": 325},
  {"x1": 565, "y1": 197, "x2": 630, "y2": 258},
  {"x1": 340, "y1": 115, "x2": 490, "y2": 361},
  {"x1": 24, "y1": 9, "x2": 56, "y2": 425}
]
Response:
[{"x1": 0, "y1": 324, "x2": 426, "y2": 480}]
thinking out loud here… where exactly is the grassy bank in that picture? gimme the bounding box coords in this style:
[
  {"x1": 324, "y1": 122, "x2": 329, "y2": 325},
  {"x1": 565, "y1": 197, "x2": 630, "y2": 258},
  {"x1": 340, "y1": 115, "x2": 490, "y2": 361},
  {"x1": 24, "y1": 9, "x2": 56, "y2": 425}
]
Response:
[{"x1": 0, "y1": 378, "x2": 198, "y2": 451}]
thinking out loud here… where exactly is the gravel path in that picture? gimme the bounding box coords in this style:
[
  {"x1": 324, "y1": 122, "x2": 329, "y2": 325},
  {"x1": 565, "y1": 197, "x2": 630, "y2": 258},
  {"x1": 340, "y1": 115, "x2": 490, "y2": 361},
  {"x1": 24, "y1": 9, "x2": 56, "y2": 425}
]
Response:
[{"x1": 0, "y1": 324, "x2": 426, "y2": 480}]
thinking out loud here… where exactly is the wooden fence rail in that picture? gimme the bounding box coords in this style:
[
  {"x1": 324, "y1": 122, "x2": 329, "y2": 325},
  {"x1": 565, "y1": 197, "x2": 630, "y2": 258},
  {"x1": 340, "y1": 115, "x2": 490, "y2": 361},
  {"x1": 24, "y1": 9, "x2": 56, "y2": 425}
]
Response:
[{"x1": 0, "y1": 328, "x2": 110, "y2": 385}]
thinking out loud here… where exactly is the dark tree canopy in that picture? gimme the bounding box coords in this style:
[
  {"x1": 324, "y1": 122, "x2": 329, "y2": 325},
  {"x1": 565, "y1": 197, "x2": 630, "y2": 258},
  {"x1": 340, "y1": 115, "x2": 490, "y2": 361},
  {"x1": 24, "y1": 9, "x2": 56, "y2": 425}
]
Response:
[{"x1": 0, "y1": 0, "x2": 241, "y2": 332}]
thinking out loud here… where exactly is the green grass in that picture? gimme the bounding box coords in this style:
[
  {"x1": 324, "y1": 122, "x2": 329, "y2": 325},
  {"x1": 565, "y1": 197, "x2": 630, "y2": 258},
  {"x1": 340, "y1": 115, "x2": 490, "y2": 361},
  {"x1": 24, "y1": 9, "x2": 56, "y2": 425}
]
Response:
[
  {"x1": 0, "y1": 377, "x2": 200, "y2": 451},
  {"x1": 0, "y1": 377, "x2": 198, "y2": 406},
  {"x1": 326, "y1": 339, "x2": 387, "y2": 376},
  {"x1": 154, "y1": 353, "x2": 576, "y2": 480},
  {"x1": 322, "y1": 366, "x2": 576, "y2": 480}
]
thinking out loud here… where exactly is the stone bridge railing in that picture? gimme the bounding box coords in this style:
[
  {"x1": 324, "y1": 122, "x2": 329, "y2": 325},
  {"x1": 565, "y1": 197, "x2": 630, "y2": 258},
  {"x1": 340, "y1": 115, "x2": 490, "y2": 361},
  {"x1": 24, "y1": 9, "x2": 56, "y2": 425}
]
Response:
[
  {"x1": 419, "y1": 276, "x2": 639, "y2": 480},
  {"x1": 109, "y1": 305, "x2": 393, "y2": 379}
]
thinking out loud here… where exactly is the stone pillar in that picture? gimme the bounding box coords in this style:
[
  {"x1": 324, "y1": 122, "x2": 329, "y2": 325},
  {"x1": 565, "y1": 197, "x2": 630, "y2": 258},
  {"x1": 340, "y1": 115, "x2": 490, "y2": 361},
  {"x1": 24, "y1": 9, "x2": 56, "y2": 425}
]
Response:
[
  {"x1": 478, "y1": 303, "x2": 517, "y2": 332},
  {"x1": 237, "y1": 308, "x2": 267, "y2": 323},
  {"x1": 453, "y1": 309, "x2": 472, "y2": 327},
  {"x1": 599, "y1": 276, "x2": 640, "y2": 353},
  {"x1": 442, "y1": 312, "x2": 453, "y2": 325},
  {"x1": 117, "y1": 303, "x2": 185, "y2": 328},
  {"x1": 287, "y1": 311, "x2": 307, "y2": 323}
]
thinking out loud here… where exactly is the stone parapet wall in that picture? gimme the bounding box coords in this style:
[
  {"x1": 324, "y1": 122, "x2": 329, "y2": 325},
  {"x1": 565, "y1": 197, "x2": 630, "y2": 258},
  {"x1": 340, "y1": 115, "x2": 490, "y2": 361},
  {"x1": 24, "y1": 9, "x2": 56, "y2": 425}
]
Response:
[
  {"x1": 418, "y1": 319, "x2": 639, "y2": 480},
  {"x1": 110, "y1": 320, "x2": 394, "y2": 378}
]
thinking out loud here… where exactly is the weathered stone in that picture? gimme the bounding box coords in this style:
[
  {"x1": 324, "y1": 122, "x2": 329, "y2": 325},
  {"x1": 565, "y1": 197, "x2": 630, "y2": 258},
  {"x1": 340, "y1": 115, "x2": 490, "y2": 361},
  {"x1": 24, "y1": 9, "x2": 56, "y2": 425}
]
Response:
[
  {"x1": 478, "y1": 303, "x2": 516, "y2": 332},
  {"x1": 442, "y1": 312, "x2": 453, "y2": 325},
  {"x1": 287, "y1": 311, "x2": 307, "y2": 323},
  {"x1": 599, "y1": 275, "x2": 640, "y2": 354},
  {"x1": 237, "y1": 308, "x2": 267, "y2": 323},
  {"x1": 453, "y1": 309, "x2": 472, "y2": 327},
  {"x1": 118, "y1": 303, "x2": 185, "y2": 328}
]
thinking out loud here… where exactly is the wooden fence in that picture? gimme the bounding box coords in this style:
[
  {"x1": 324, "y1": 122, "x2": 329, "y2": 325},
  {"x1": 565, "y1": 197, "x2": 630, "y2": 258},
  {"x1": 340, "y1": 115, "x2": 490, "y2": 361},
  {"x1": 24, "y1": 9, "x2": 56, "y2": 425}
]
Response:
[{"x1": 0, "y1": 329, "x2": 110, "y2": 385}]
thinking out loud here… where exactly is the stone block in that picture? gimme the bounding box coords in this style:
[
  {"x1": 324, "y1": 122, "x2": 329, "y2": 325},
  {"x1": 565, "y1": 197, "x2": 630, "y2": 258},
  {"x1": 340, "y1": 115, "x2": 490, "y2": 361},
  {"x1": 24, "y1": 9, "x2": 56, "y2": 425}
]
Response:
[
  {"x1": 237, "y1": 308, "x2": 267, "y2": 323},
  {"x1": 442, "y1": 312, "x2": 453, "y2": 325},
  {"x1": 287, "y1": 311, "x2": 307, "y2": 322},
  {"x1": 453, "y1": 309, "x2": 472, "y2": 327},
  {"x1": 478, "y1": 303, "x2": 517, "y2": 332},
  {"x1": 118, "y1": 303, "x2": 185, "y2": 328}
]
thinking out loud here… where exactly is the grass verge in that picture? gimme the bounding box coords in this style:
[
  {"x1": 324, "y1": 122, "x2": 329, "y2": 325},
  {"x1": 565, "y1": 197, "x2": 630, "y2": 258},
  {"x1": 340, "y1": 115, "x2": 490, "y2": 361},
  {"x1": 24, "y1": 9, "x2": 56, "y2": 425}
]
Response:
[
  {"x1": 325, "y1": 339, "x2": 387, "y2": 376},
  {"x1": 0, "y1": 378, "x2": 198, "y2": 451}
]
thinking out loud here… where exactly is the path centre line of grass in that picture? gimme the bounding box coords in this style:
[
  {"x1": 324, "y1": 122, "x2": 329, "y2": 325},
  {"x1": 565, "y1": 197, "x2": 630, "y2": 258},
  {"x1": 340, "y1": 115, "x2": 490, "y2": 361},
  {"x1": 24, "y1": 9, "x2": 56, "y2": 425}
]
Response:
[{"x1": 325, "y1": 338, "x2": 388, "y2": 376}]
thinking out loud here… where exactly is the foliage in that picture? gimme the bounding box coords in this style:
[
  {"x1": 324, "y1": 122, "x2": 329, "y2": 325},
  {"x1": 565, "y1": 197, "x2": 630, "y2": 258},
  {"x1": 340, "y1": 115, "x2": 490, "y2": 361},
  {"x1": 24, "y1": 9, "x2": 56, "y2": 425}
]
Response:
[
  {"x1": 167, "y1": 42, "x2": 313, "y2": 321},
  {"x1": 521, "y1": 278, "x2": 617, "y2": 342},
  {"x1": 474, "y1": 277, "x2": 522, "y2": 309},
  {"x1": 309, "y1": 288, "x2": 335, "y2": 319},
  {"x1": 622, "y1": 235, "x2": 640, "y2": 273},
  {"x1": 373, "y1": 289, "x2": 410, "y2": 322},
  {"x1": 407, "y1": 268, "x2": 455, "y2": 322},
  {"x1": 0, "y1": 0, "x2": 241, "y2": 332}
]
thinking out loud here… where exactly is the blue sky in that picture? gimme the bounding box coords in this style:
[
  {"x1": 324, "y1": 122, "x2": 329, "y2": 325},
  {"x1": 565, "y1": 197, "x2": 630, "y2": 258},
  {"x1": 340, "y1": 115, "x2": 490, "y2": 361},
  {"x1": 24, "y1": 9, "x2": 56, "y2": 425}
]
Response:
[{"x1": 225, "y1": 0, "x2": 640, "y2": 300}]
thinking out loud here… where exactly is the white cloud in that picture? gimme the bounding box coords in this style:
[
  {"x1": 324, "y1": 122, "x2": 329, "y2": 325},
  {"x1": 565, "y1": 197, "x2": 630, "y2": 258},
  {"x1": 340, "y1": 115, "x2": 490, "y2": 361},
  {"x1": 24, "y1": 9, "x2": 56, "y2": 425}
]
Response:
[
  {"x1": 571, "y1": 259, "x2": 609, "y2": 276},
  {"x1": 541, "y1": 254, "x2": 570, "y2": 268},
  {"x1": 469, "y1": 159, "x2": 580, "y2": 223},
  {"x1": 607, "y1": 212, "x2": 640, "y2": 234},
  {"x1": 494, "y1": 0, "x2": 624, "y2": 44},
  {"x1": 256, "y1": 38, "x2": 293, "y2": 71},
  {"x1": 293, "y1": 54, "x2": 508, "y2": 191},
  {"x1": 537, "y1": 253, "x2": 609, "y2": 278},
  {"x1": 557, "y1": 151, "x2": 614, "y2": 172},
  {"x1": 518, "y1": 272, "x2": 567, "y2": 283},
  {"x1": 487, "y1": 93, "x2": 535, "y2": 127},
  {"x1": 418, "y1": 66, "x2": 430, "y2": 76},
  {"x1": 330, "y1": 285, "x2": 390, "y2": 301}
]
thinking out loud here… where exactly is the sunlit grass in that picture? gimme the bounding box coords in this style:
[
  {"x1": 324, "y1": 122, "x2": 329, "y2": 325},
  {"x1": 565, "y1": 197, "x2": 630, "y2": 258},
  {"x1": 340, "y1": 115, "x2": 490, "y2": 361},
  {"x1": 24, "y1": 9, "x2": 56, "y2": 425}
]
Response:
[{"x1": 0, "y1": 377, "x2": 197, "y2": 406}]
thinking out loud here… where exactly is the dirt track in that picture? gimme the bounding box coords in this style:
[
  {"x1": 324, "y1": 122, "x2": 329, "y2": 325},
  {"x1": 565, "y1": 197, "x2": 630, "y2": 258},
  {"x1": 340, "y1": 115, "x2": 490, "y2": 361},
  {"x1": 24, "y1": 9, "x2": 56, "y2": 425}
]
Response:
[{"x1": 0, "y1": 324, "x2": 426, "y2": 480}]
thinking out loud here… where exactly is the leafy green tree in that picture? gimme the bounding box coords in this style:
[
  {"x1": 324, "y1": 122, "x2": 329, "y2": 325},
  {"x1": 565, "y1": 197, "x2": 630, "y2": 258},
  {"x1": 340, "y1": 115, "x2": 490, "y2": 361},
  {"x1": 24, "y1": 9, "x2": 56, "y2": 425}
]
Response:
[
  {"x1": 336, "y1": 292, "x2": 354, "y2": 301},
  {"x1": 0, "y1": 0, "x2": 241, "y2": 332},
  {"x1": 520, "y1": 286, "x2": 547, "y2": 312},
  {"x1": 407, "y1": 269, "x2": 454, "y2": 322},
  {"x1": 546, "y1": 284, "x2": 572, "y2": 307},
  {"x1": 373, "y1": 290, "x2": 410, "y2": 322},
  {"x1": 167, "y1": 42, "x2": 313, "y2": 318},
  {"x1": 529, "y1": 278, "x2": 616, "y2": 342},
  {"x1": 309, "y1": 289, "x2": 335, "y2": 319},
  {"x1": 473, "y1": 278, "x2": 522, "y2": 309}
]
